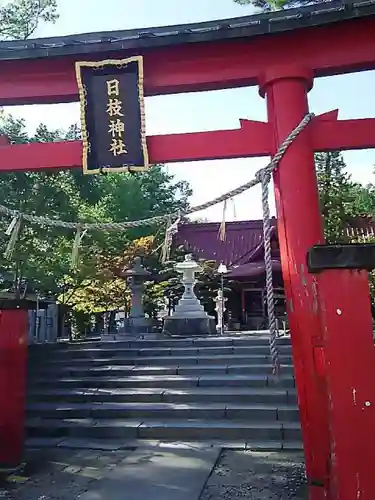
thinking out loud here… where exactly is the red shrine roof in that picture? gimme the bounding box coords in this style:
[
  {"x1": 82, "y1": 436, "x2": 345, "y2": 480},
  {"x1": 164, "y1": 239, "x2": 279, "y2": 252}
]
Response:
[
  {"x1": 175, "y1": 217, "x2": 375, "y2": 279},
  {"x1": 175, "y1": 219, "x2": 276, "y2": 267},
  {"x1": 0, "y1": 0, "x2": 373, "y2": 61},
  {"x1": 175, "y1": 219, "x2": 280, "y2": 279}
]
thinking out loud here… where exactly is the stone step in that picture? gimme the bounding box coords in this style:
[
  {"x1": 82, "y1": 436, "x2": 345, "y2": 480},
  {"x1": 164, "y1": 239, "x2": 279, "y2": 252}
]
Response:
[
  {"x1": 26, "y1": 401, "x2": 300, "y2": 421},
  {"x1": 26, "y1": 417, "x2": 301, "y2": 442},
  {"x1": 28, "y1": 353, "x2": 292, "y2": 367},
  {"x1": 28, "y1": 363, "x2": 295, "y2": 378},
  {"x1": 28, "y1": 344, "x2": 292, "y2": 360},
  {"x1": 27, "y1": 387, "x2": 297, "y2": 405},
  {"x1": 29, "y1": 335, "x2": 292, "y2": 351},
  {"x1": 82, "y1": 336, "x2": 292, "y2": 348},
  {"x1": 26, "y1": 333, "x2": 299, "y2": 447},
  {"x1": 29, "y1": 374, "x2": 295, "y2": 389},
  {"x1": 24, "y1": 436, "x2": 303, "y2": 452}
]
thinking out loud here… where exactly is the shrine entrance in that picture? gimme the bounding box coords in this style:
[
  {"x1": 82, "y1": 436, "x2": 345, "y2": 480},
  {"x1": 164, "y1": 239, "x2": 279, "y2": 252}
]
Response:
[{"x1": 1, "y1": 1, "x2": 375, "y2": 499}]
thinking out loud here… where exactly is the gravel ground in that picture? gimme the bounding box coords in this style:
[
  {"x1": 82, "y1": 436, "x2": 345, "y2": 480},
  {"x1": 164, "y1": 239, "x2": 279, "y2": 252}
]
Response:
[
  {"x1": 0, "y1": 447, "x2": 133, "y2": 500},
  {"x1": 200, "y1": 450, "x2": 308, "y2": 500},
  {"x1": 0, "y1": 447, "x2": 307, "y2": 500}
]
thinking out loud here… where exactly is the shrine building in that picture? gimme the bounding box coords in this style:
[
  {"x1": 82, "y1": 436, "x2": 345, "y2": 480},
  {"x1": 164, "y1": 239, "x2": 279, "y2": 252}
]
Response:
[{"x1": 174, "y1": 217, "x2": 375, "y2": 330}]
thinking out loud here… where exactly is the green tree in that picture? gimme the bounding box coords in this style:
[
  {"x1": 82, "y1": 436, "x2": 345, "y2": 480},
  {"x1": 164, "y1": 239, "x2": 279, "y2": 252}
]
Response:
[
  {"x1": 316, "y1": 151, "x2": 354, "y2": 243},
  {"x1": 234, "y1": 0, "x2": 325, "y2": 11},
  {"x1": 347, "y1": 183, "x2": 375, "y2": 216},
  {"x1": 62, "y1": 236, "x2": 169, "y2": 328},
  {"x1": 0, "y1": 0, "x2": 58, "y2": 40},
  {"x1": 0, "y1": 114, "x2": 192, "y2": 302},
  {"x1": 0, "y1": 115, "x2": 101, "y2": 297},
  {"x1": 94, "y1": 165, "x2": 191, "y2": 255},
  {"x1": 316, "y1": 151, "x2": 375, "y2": 243}
]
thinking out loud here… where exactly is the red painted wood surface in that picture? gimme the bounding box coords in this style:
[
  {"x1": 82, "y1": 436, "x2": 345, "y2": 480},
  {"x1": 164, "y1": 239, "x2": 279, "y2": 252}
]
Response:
[
  {"x1": 0, "y1": 310, "x2": 28, "y2": 467},
  {"x1": 311, "y1": 116, "x2": 375, "y2": 152},
  {"x1": 317, "y1": 269, "x2": 375, "y2": 500},
  {"x1": 1, "y1": 16, "x2": 375, "y2": 105},
  {"x1": 0, "y1": 122, "x2": 271, "y2": 172},
  {"x1": 0, "y1": 114, "x2": 375, "y2": 171},
  {"x1": 260, "y1": 66, "x2": 331, "y2": 499}
]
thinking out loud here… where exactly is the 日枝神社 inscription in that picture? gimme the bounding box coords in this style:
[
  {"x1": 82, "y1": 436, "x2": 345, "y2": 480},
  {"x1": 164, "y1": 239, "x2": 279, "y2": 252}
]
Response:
[
  {"x1": 75, "y1": 56, "x2": 149, "y2": 175},
  {"x1": 106, "y1": 78, "x2": 127, "y2": 156}
]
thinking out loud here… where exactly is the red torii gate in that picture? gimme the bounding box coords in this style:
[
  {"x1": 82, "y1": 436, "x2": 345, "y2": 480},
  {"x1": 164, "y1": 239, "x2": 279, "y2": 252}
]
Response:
[{"x1": 1, "y1": 2, "x2": 375, "y2": 498}]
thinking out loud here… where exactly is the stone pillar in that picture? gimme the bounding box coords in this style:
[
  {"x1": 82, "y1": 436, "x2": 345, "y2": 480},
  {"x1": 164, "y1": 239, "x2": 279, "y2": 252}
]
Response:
[
  {"x1": 37, "y1": 309, "x2": 46, "y2": 342},
  {"x1": 162, "y1": 254, "x2": 216, "y2": 336},
  {"x1": 46, "y1": 303, "x2": 58, "y2": 343},
  {"x1": 28, "y1": 310, "x2": 36, "y2": 345}
]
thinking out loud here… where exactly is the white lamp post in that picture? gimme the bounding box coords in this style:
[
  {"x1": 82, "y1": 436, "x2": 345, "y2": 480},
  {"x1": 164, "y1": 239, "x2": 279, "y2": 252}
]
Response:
[{"x1": 217, "y1": 262, "x2": 228, "y2": 335}]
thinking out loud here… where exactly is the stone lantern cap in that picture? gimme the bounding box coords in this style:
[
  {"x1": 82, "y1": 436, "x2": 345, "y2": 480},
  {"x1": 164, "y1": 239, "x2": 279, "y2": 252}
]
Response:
[
  {"x1": 175, "y1": 254, "x2": 202, "y2": 274},
  {"x1": 122, "y1": 256, "x2": 151, "y2": 278}
]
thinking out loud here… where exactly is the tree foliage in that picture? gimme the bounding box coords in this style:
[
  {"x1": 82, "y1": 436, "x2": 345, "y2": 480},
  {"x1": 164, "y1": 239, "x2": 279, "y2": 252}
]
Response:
[
  {"x1": 316, "y1": 151, "x2": 355, "y2": 243},
  {"x1": 315, "y1": 152, "x2": 375, "y2": 314},
  {"x1": 233, "y1": 0, "x2": 324, "y2": 11},
  {"x1": 0, "y1": 0, "x2": 58, "y2": 40},
  {"x1": 315, "y1": 151, "x2": 375, "y2": 243},
  {"x1": 62, "y1": 236, "x2": 160, "y2": 314},
  {"x1": 234, "y1": 0, "x2": 327, "y2": 11},
  {"x1": 0, "y1": 114, "x2": 192, "y2": 305},
  {"x1": 62, "y1": 236, "x2": 227, "y2": 319}
]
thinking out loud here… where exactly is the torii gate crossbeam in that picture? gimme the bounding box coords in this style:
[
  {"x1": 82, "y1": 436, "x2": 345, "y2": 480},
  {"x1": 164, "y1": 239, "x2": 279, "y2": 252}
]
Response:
[{"x1": 0, "y1": 110, "x2": 374, "y2": 170}]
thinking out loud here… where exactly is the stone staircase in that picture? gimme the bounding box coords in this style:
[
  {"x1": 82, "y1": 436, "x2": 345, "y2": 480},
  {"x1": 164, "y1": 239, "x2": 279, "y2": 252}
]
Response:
[{"x1": 26, "y1": 334, "x2": 301, "y2": 449}]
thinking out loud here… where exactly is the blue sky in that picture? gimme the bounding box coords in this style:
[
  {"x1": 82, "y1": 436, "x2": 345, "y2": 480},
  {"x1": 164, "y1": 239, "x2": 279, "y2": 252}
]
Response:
[{"x1": 6, "y1": 0, "x2": 375, "y2": 221}]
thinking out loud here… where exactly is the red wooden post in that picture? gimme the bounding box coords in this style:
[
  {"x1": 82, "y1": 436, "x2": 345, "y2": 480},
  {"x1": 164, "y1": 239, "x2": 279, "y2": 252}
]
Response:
[
  {"x1": 259, "y1": 66, "x2": 331, "y2": 499},
  {"x1": 316, "y1": 268, "x2": 375, "y2": 500},
  {"x1": 0, "y1": 309, "x2": 28, "y2": 468}
]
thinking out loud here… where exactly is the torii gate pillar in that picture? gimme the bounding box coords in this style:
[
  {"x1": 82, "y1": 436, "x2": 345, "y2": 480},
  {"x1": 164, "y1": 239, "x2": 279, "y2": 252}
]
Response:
[
  {"x1": 260, "y1": 65, "x2": 375, "y2": 500},
  {"x1": 259, "y1": 66, "x2": 331, "y2": 498}
]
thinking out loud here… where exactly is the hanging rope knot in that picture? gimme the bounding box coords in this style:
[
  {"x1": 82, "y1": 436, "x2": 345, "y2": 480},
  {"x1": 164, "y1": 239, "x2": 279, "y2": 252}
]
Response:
[
  {"x1": 4, "y1": 213, "x2": 23, "y2": 260},
  {"x1": 161, "y1": 212, "x2": 180, "y2": 263},
  {"x1": 254, "y1": 169, "x2": 263, "y2": 184},
  {"x1": 71, "y1": 225, "x2": 87, "y2": 270},
  {"x1": 260, "y1": 168, "x2": 272, "y2": 184},
  {"x1": 230, "y1": 197, "x2": 237, "y2": 219},
  {"x1": 255, "y1": 168, "x2": 272, "y2": 188},
  {"x1": 218, "y1": 200, "x2": 227, "y2": 241}
]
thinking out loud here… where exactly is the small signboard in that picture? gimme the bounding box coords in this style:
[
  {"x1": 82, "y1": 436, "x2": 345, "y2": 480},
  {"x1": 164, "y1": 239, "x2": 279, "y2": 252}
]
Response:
[{"x1": 75, "y1": 56, "x2": 149, "y2": 175}]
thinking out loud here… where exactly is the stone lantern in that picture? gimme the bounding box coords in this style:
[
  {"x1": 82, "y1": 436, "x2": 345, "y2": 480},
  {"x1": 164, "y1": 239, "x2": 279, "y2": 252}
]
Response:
[
  {"x1": 162, "y1": 254, "x2": 216, "y2": 336},
  {"x1": 122, "y1": 256, "x2": 151, "y2": 336}
]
